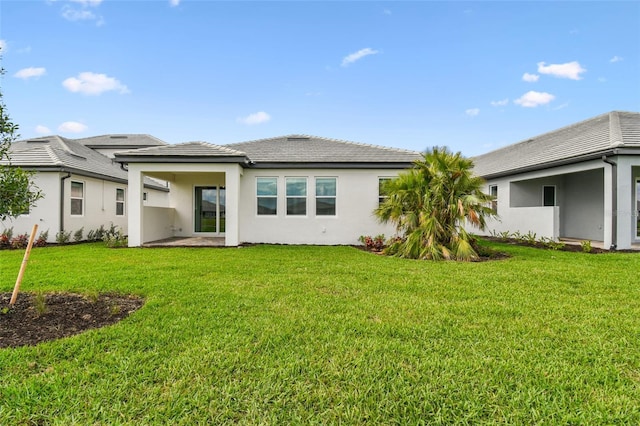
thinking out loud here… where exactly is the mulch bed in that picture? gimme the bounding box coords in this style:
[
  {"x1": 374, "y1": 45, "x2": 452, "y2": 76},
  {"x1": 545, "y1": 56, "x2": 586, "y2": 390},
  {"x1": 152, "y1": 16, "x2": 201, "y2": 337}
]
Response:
[{"x1": 0, "y1": 292, "x2": 144, "y2": 349}]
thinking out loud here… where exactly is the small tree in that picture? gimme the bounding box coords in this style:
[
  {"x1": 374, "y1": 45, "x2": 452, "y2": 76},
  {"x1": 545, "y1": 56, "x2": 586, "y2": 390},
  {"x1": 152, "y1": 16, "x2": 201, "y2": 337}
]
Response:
[
  {"x1": 0, "y1": 57, "x2": 42, "y2": 220},
  {"x1": 375, "y1": 146, "x2": 495, "y2": 261}
]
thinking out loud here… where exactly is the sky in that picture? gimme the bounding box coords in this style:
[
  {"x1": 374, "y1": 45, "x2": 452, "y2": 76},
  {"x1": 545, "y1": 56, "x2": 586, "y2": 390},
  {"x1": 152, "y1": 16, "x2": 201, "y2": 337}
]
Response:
[{"x1": 1, "y1": 0, "x2": 639, "y2": 156}]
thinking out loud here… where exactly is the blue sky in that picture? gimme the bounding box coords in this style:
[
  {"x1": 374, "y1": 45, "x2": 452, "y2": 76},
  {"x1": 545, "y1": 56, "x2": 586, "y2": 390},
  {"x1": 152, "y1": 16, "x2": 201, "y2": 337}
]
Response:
[{"x1": 1, "y1": 0, "x2": 639, "y2": 156}]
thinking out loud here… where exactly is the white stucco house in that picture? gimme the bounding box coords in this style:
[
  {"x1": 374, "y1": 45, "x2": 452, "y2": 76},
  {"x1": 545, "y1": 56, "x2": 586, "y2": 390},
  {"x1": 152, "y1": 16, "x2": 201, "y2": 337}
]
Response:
[
  {"x1": 1, "y1": 134, "x2": 170, "y2": 242},
  {"x1": 113, "y1": 135, "x2": 422, "y2": 247},
  {"x1": 471, "y1": 111, "x2": 640, "y2": 250}
]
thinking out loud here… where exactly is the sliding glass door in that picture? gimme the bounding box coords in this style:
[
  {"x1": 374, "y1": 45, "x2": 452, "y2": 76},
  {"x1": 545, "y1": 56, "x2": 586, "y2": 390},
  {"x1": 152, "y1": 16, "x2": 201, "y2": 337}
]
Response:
[{"x1": 194, "y1": 186, "x2": 225, "y2": 234}]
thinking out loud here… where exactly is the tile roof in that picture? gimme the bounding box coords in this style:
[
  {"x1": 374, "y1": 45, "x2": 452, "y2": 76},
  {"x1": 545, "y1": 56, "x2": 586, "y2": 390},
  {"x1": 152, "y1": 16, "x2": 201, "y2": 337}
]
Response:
[
  {"x1": 3, "y1": 135, "x2": 165, "y2": 189},
  {"x1": 76, "y1": 134, "x2": 167, "y2": 148},
  {"x1": 226, "y1": 134, "x2": 422, "y2": 165},
  {"x1": 114, "y1": 141, "x2": 247, "y2": 159},
  {"x1": 472, "y1": 111, "x2": 640, "y2": 178}
]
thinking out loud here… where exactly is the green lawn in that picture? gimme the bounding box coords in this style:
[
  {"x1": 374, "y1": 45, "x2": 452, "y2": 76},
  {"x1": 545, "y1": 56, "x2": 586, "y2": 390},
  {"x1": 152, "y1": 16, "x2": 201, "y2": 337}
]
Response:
[{"x1": 1, "y1": 242, "x2": 639, "y2": 424}]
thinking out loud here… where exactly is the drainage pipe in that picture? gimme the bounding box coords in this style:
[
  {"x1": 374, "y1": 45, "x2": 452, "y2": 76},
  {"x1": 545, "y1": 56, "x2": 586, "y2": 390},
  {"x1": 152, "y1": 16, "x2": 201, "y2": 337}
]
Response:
[
  {"x1": 60, "y1": 172, "x2": 72, "y2": 235},
  {"x1": 602, "y1": 156, "x2": 617, "y2": 250}
]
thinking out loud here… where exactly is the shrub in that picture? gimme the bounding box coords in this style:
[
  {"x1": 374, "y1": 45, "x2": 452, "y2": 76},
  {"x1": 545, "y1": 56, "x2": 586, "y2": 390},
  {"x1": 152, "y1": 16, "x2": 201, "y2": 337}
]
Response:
[
  {"x1": 34, "y1": 230, "x2": 49, "y2": 247},
  {"x1": 581, "y1": 240, "x2": 593, "y2": 253},
  {"x1": 103, "y1": 225, "x2": 127, "y2": 248},
  {"x1": 10, "y1": 233, "x2": 29, "y2": 249},
  {"x1": 1, "y1": 227, "x2": 14, "y2": 249},
  {"x1": 358, "y1": 234, "x2": 386, "y2": 252},
  {"x1": 55, "y1": 230, "x2": 71, "y2": 244},
  {"x1": 73, "y1": 227, "x2": 84, "y2": 242}
]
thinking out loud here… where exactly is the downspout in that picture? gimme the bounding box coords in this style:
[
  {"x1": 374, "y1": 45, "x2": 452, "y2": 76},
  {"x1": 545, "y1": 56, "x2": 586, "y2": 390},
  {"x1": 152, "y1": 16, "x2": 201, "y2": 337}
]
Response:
[
  {"x1": 60, "y1": 172, "x2": 72, "y2": 234},
  {"x1": 602, "y1": 155, "x2": 617, "y2": 250}
]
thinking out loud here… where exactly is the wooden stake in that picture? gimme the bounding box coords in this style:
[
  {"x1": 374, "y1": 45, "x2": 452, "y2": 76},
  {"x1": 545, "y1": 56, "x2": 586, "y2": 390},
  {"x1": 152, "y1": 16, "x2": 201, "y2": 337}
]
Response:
[{"x1": 10, "y1": 224, "x2": 38, "y2": 306}]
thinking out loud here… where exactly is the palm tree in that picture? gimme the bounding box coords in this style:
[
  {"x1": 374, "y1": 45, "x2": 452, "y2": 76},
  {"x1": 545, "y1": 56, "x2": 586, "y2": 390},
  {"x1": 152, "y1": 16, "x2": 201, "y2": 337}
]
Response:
[{"x1": 375, "y1": 146, "x2": 495, "y2": 261}]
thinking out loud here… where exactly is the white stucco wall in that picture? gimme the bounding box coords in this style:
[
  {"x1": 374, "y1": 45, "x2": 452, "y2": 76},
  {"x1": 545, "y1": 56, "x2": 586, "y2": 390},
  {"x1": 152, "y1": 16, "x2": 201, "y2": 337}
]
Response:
[
  {"x1": 0, "y1": 172, "x2": 61, "y2": 241},
  {"x1": 473, "y1": 160, "x2": 608, "y2": 242},
  {"x1": 237, "y1": 168, "x2": 401, "y2": 245},
  {"x1": 126, "y1": 163, "x2": 242, "y2": 247},
  {"x1": 64, "y1": 175, "x2": 129, "y2": 238},
  {"x1": 0, "y1": 171, "x2": 154, "y2": 243}
]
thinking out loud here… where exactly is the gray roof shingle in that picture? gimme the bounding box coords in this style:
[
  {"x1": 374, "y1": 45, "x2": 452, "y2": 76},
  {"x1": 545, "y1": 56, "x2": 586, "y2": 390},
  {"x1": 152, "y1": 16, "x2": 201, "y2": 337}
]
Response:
[
  {"x1": 472, "y1": 111, "x2": 640, "y2": 178},
  {"x1": 3, "y1": 135, "x2": 167, "y2": 189},
  {"x1": 77, "y1": 134, "x2": 167, "y2": 149},
  {"x1": 226, "y1": 134, "x2": 422, "y2": 166},
  {"x1": 115, "y1": 141, "x2": 246, "y2": 158}
]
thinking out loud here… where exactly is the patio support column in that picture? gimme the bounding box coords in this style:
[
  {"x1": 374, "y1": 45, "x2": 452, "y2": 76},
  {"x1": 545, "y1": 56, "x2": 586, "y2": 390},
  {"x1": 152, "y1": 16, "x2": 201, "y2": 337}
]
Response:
[
  {"x1": 616, "y1": 158, "x2": 633, "y2": 250},
  {"x1": 224, "y1": 165, "x2": 241, "y2": 246},
  {"x1": 127, "y1": 165, "x2": 144, "y2": 247}
]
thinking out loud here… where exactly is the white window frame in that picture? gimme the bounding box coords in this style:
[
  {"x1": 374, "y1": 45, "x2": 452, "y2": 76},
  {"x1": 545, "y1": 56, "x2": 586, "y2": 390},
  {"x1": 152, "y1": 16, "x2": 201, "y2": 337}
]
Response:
[
  {"x1": 315, "y1": 177, "x2": 337, "y2": 216},
  {"x1": 116, "y1": 188, "x2": 126, "y2": 216},
  {"x1": 70, "y1": 180, "x2": 84, "y2": 216},
  {"x1": 489, "y1": 185, "x2": 498, "y2": 213},
  {"x1": 378, "y1": 177, "x2": 393, "y2": 206},
  {"x1": 256, "y1": 177, "x2": 278, "y2": 216},
  {"x1": 286, "y1": 177, "x2": 307, "y2": 216}
]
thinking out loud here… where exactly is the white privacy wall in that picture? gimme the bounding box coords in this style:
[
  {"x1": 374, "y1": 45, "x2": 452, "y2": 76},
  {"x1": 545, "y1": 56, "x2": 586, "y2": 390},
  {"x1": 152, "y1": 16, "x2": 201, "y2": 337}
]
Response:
[{"x1": 237, "y1": 168, "x2": 402, "y2": 245}]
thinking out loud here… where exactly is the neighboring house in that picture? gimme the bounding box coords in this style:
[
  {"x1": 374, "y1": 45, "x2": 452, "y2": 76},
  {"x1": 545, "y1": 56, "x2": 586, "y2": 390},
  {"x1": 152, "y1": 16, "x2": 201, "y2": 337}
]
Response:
[
  {"x1": 0, "y1": 134, "x2": 170, "y2": 242},
  {"x1": 471, "y1": 111, "x2": 640, "y2": 250},
  {"x1": 114, "y1": 135, "x2": 422, "y2": 246}
]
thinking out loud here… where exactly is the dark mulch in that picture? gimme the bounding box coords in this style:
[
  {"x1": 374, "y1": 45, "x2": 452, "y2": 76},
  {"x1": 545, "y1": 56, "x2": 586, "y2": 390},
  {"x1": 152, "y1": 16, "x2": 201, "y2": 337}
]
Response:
[{"x1": 0, "y1": 292, "x2": 144, "y2": 349}]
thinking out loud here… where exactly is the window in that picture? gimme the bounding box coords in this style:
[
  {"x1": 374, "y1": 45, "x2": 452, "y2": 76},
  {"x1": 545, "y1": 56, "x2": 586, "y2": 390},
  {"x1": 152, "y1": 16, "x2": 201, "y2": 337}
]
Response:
[
  {"x1": 379, "y1": 178, "x2": 392, "y2": 206},
  {"x1": 543, "y1": 185, "x2": 556, "y2": 207},
  {"x1": 489, "y1": 185, "x2": 498, "y2": 213},
  {"x1": 70, "y1": 181, "x2": 84, "y2": 216},
  {"x1": 116, "y1": 188, "x2": 125, "y2": 216},
  {"x1": 316, "y1": 178, "x2": 336, "y2": 216},
  {"x1": 286, "y1": 177, "x2": 307, "y2": 215},
  {"x1": 257, "y1": 177, "x2": 278, "y2": 215},
  {"x1": 143, "y1": 192, "x2": 148, "y2": 202}
]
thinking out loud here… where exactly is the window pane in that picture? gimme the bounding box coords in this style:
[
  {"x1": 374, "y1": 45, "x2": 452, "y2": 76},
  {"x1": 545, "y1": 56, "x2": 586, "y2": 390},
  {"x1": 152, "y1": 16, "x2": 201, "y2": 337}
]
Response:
[
  {"x1": 379, "y1": 178, "x2": 391, "y2": 197},
  {"x1": 116, "y1": 203, "x2": 124, "y2": 216},
  {"x1": 258, "y1": 197, "x2": 277, "y2": 215},
  {"x1": 543, "y1": 186, "x2": 555, "y2": 207},
  {"x1": 71, "y1": 181, "x2": 83, "y2": 198},
  {"x1": 286, "y1": 178, "x2": 307, "y2": 196},
  {"x1": 287, "y1": 197, "x2": 306, "y2": 215},
  {"x1": 116, "y1": 188, "x2": 125, "y2": 201},
  {"x1": 257, "y1": 178, "x2": 277, "y2": 196},
  {"x1": 316, "y1": 198, "x2": 336, "y2": 216},
  {"x1": 71, "y1": 198, "x2": 83, "y2": 215},
  {"x1": 316, "y1": 178, "x2": 336, "y2": 196}
]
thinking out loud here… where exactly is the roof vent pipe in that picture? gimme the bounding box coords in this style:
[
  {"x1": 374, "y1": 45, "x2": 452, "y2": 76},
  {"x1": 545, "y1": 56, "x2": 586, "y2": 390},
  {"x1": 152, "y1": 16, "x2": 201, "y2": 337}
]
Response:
[{"x1": 602, "y1": 155, "x2": 617, "y2": 250}]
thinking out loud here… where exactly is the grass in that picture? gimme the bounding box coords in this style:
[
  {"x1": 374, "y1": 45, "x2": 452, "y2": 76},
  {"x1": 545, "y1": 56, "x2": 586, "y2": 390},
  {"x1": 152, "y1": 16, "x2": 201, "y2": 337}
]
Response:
[{"x1": 1, "y1": 242, "x2": 640, "y2": 424}]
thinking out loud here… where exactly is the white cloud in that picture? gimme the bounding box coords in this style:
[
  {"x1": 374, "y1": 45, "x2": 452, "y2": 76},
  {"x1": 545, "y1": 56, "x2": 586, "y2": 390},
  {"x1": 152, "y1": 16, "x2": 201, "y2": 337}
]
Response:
[
  {"x1": 537, "y1": 61, "x2": 586, "y2": 80},
  {"x1": 237, "y1": 111, "x2": 271, "y2": 125},
  {"x1": 58, "y1": 121, "x2": 87, "y2": 133},
  {"x1": 465, "y1": 108, "x2": 480, "y2": 117},
  {"x1": 553, "y1": 102, "x2": 569, "y2": 111},
  {"x1": 35, "y1": 125, "x2": 51, "y2": 135},
  {"x1": 62, "y1": 5, "x2": 96, "y2": 21},
  {"x1": 383, "y1": 9, "x2": 391, "y2": 15},
  {"x1": 63, "y1": 72, "x2": 130, "y2": 95},
  {"x1": 14, "y1": 67, "x2": 47, "y2": 80},
  {"x1": 69, "y1": 0, "x2": 103, "y2": 5},
  {"x1": 0, "y1": 39, "x2": 6, "y2": 53},
  {"x1": 514, "y1": 91, "x2": 556, "y2": 108},
  {"x1": 598, "y1": 77, "x2": 607, "y2": 83},
  {"x1": 170, "y1": 0, "x2": 181, "y2": 6},
  {"x1": 341, "y1": 48, "x2": 379, "y2": 67},
  {"x1": 610, "y1": 56, "x2": 623, "y2": 63},
  {"x1": 522, "y1": 73, "x2": 539, "y2": 83},
  {"x1": 490, "y1": 98, "x2": 509, "y2": 107}
]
